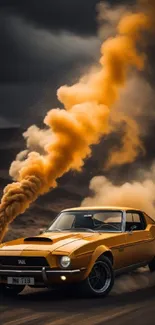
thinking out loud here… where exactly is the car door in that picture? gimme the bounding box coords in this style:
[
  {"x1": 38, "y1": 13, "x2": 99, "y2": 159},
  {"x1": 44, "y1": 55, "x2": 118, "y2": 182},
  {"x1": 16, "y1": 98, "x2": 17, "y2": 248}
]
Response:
[{"x1": 124, "y1": 210, "x2": 153, "y2": 265}]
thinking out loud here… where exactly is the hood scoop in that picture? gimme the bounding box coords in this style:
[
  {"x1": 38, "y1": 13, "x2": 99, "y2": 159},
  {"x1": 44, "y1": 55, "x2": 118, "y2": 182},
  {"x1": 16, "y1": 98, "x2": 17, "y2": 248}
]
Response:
[{"x1": 24, "y1": 237, "x2": 52, "y2": 243}]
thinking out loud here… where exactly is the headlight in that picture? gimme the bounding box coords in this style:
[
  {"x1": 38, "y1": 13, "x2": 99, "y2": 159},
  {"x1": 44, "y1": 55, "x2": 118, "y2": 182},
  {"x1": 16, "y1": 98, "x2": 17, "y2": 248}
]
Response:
[{"x1": 60, "y1": 256, "x2": 71, "y2": 268}]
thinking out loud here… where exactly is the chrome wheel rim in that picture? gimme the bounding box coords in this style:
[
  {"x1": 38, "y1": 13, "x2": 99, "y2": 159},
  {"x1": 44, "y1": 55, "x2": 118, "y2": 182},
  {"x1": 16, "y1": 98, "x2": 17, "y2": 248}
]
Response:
[{"x1": 88, "y1": 261, "x2": 111, "y2": 293}]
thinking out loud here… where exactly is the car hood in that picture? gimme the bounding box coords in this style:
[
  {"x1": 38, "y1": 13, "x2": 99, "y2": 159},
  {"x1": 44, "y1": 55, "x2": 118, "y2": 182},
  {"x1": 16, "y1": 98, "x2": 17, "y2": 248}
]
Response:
[{"x1": 0, "y1": 231, "x2": 120, "y2": 254}]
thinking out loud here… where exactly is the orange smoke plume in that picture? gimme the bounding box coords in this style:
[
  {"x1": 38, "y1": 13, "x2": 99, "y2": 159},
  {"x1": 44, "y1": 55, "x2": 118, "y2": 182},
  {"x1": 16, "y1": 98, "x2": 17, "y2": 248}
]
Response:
[
  {"x1": 0, "y1": 3, "x2": 152, "y2": 241},
  {"x1": 105, "y1": 114, "x2": 145, "y2": 168}
]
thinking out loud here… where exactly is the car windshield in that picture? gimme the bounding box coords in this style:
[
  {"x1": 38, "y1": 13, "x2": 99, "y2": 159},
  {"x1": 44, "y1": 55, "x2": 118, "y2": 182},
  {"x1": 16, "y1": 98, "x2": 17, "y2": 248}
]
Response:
[{"x1": 47, "y1": 210, "x2": 123, "y2": 232}]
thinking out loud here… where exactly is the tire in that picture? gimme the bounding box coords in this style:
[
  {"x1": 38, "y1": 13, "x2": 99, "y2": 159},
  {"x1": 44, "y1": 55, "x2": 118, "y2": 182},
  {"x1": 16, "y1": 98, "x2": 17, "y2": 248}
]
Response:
[
  {"x1": 77, "y1": 256, "x2": 114, "y2": 297},
  {"x1": 148, "y1": 257, "x2": 155, "y2": 272},
  {"x1": 0, "y1": 284, "x2": 25, "y2": 297}
]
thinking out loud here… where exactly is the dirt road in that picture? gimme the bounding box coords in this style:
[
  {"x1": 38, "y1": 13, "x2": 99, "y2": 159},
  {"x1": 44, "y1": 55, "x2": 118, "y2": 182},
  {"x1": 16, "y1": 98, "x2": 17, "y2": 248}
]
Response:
[{"x1": 1, "y1": 281, "x2": 155, "y2": 325}]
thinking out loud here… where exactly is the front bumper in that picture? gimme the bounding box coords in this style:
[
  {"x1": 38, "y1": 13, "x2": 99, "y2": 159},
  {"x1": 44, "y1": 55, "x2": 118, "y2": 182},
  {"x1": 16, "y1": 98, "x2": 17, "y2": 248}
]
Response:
[{"x1": 0, "y1": 267, "x2": 85, "y2": 286}]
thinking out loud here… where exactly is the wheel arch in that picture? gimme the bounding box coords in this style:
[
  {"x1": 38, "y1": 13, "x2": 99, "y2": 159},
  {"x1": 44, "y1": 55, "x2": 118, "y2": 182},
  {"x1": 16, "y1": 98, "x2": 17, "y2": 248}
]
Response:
[
  {"x1": 102, "y1": 250, "x2": 113, "y2": 265},
  {"x1": 81, "y1": 245, "x2": 113, "y2": 280}
]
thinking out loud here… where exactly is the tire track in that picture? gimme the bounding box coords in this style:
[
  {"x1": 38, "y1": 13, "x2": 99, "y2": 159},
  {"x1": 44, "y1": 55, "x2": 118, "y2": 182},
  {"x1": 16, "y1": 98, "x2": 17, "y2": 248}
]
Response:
[{"x1": 1, "y1": 285, "x2": 155, "y2": 325}]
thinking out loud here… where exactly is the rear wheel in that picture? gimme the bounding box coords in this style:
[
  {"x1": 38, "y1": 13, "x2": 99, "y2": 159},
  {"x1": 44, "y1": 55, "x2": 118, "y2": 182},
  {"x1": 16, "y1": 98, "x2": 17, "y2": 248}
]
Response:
[
  {"x1": 78, "y1": 256, "x2": 114, "y2": 297},
  {"x1": 148, "y1": 257, "x2": 155, "y2": 272},
  {"x1": 0, "y1": 284, "x2": 25, "y2": 297}
]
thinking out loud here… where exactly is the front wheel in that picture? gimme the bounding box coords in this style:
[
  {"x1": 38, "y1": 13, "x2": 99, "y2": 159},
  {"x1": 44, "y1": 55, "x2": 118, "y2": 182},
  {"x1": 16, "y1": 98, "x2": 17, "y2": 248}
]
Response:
[
  {"x1": 0, "y1": 284, "x2": 25, "y2": 297},
  {"x1": 78, "y1": 256, "x2": 114, "y2": 297}
]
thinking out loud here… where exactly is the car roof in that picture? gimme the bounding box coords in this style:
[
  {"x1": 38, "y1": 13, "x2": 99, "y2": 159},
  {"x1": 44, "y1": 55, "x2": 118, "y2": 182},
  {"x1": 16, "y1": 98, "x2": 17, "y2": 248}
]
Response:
[{"x1": 62, "y1": 206, "x2": 141, "y2": 212}]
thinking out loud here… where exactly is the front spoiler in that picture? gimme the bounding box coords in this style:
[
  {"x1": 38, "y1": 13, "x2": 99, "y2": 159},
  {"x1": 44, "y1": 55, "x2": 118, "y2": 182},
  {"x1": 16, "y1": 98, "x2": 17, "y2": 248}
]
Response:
[{"x1": 0, "y1": 268, "x2": 84, "y2": 285}]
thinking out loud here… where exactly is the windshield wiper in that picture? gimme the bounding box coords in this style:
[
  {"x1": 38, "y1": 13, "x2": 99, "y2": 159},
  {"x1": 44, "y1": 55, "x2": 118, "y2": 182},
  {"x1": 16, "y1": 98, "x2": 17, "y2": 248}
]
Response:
[
  {"x1": 47, "y1": 228, "x2": 95, "y2": 233},
  {"x1": 46, "y1": 228, "x2": 62, "y2": 232},
  {"x1": 62, "y1": 228, "x2": 95, "y2": 232}
]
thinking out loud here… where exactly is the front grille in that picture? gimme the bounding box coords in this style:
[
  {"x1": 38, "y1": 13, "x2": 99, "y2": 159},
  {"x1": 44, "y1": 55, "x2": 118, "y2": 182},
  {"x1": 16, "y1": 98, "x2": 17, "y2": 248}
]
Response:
[{"x1": 0, "y1": 256, "x2": 49, "y2": 267}]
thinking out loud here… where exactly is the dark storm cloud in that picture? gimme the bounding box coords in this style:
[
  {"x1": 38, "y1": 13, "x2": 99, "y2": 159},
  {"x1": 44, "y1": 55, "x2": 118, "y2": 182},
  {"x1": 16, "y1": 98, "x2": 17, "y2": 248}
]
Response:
[
  {"x1": 0, "y1": 0, "x2": 155, "y2": 176},
  {"x1": 0, "y1": 12, "x2": 100, "y2": 84},
  {"x1": 0, "y1": 9, "x2": 99, "y2": 125},
  {"x1": 0, "y1": 0, "x2": 134, "y2": 36},
  {"x1": 1, "y1": 0, "x2": 98, "y2": 36}
]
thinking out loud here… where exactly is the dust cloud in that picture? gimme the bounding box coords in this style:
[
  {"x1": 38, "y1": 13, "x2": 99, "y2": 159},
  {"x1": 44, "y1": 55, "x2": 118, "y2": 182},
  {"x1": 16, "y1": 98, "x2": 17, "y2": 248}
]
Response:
[
  {"x1": 81, "y1": 163, "x2": 155, "y2": 217},
  {"x1": 112, "y1": 267, "x2": 155, "y2": 295}
]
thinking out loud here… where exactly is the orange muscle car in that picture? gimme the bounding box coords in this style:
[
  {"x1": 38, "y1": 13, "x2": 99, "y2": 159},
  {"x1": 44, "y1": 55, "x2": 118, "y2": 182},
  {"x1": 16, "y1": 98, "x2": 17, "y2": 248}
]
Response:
[{"x1": 0, "y1": 206, "x2": 155, "y2": 297}]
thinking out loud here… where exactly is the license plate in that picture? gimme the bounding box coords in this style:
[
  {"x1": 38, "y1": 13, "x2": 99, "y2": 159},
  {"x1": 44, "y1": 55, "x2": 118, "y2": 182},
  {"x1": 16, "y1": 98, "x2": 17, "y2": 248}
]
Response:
[{"x1": 7, "y1": 277, "x2": 35, "y2": 285}]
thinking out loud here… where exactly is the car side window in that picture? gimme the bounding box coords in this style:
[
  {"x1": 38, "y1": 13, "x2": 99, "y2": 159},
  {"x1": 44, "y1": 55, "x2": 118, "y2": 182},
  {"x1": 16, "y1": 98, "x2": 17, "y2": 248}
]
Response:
[
  {"x1": 126, "y1": 212, "x2": 146, "y2": 231},
  {"x1": 126, "y1": 213, "x2": 132, "y2": 222},
  {"x1": 133, "y1": 213, "x2": 141, "y2": 223}
]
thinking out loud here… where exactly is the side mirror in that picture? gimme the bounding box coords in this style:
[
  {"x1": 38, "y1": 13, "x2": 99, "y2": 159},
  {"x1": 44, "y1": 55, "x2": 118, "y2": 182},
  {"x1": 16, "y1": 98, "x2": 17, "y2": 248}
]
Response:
[
  {"x1": 130, "y1": 225, "x2": 137, "y2": 231},
  {"x1": 128, "y1": 225, "x2": 137, "y2": 233},
  {"x1": 39, "y1": 227, "x2": 47, "y2": 234}
]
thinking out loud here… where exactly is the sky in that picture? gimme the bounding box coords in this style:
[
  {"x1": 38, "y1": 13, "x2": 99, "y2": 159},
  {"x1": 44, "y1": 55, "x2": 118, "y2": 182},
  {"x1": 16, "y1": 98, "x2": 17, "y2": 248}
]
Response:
[
  {"x1": 1, "y1": 0, "x2": 155, "y2": 181},
  {"x1": 2, "y1": 0, "x2": 155, "y2": 242},
  {"x1": 0, "y1": 0, "x2": 132, "y2": 127},
  {"x1": 0, "y1": 0, "x2": 100, "y2": 127}
]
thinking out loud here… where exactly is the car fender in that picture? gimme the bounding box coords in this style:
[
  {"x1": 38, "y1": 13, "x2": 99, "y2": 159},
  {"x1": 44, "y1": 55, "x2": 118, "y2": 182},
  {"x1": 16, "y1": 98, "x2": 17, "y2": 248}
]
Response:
[{"x1": 81, "y1": 245, "x2": 112, "y2": 280}]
